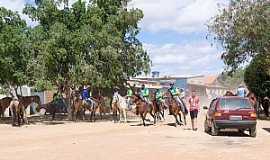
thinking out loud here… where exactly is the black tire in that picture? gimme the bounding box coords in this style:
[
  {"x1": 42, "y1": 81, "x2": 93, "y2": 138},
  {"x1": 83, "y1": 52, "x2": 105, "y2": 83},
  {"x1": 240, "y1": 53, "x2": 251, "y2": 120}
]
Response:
[
  {"x1": 204, "y1": 119, "x2": 210, "y2": 133},
  {"x1": 211, "y1": 122, "x2": 219, "y2": 136},
  {"x1": 249, "y1": 127, "x2": 257, "y2": 138}
]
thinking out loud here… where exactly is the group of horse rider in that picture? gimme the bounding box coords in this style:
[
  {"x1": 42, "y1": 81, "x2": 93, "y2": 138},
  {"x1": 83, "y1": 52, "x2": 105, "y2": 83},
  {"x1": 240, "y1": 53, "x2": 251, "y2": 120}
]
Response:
[{"x1": 113, "y1": 82, "x2": 188, "y2": 113}]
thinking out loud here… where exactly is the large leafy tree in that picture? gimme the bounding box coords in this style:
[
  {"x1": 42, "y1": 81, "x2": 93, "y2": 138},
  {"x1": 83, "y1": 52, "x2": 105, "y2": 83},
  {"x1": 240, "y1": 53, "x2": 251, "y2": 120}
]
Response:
[
  {"x1": 0, "y1": 7, "x2": 30, "y2": 92},
  {"x1": 23, "y1": 0, "x2": 150, "y2": 91},
  {"x1": 209, "y1": 0, "x2": 270, "y2": 72},
  {"x1": 245, "y1": 54, "x2": 270, "y2": 98}
]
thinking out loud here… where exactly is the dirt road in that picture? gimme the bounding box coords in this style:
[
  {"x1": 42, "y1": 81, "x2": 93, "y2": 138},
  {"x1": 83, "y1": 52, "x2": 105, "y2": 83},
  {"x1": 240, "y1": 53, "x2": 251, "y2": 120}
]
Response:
[{"x1": 0, "y1": 111, "x2": 270, "y2": 160}]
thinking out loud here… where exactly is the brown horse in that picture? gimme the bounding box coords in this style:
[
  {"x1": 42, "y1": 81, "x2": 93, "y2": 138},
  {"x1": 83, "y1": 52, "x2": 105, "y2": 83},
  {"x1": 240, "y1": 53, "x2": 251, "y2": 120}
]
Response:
[
  {"x1": 152, "y1": 98, "x2": 166, "y2": 123},
  {"x1": 19, "y1": 95, "x2": 41, "y2": 110},
  {"x1": 9, "y1": 99, "x2": 25, "y2": 126},
  {"x1": 0, "y1": 97, "x2": 12, "y2": 118},
  {"x1": 164, "y1": 92, "x2": 186, "y2": 126},
  {"x1": 83, "y1": 97, "x2": 101, "y2": 122},
  {"x1": 132, "y1": 94, "x2": 155, "y2": 126}
]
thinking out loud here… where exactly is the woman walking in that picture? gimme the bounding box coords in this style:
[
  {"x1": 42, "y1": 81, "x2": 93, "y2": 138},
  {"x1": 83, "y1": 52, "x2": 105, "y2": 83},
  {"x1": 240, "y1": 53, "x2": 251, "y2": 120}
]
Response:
[{"x1": 188, "y1": 90, "x2": 200, "y2": 131}]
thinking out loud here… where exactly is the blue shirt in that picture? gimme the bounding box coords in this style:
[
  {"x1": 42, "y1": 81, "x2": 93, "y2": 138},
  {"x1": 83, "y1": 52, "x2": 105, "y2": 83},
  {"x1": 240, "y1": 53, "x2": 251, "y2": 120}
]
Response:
[
  {"x1": 237, "y1": 87, "x2": 246, "y2": 97},
  {"x1": 82, "y1": 88, "x2": 91, "y2": 100}
]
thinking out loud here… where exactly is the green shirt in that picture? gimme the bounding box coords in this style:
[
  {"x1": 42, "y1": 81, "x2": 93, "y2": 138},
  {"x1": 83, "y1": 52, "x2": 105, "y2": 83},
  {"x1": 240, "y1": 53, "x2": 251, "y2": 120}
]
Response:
[
  {"x1": 127, "y1": 89, "x2": 133, "y2": 97},
  {"x1": 141, "y1": 88, "x2": 149, "y2": 97},
  {"x1": 169, "y1": 87, "x2": 179, "y2": 96},
  {"x1": 155, "y1": 90, "x2": 163, "y2": 101}
]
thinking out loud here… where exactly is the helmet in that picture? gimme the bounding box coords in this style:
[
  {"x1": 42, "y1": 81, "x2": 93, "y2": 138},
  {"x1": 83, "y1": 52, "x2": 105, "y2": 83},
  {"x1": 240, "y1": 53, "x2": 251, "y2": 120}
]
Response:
[
  {"x1": 114, "y1": 86, "x2": 120, "y2": 91},
  {"x1": 169, "y1": 82, "x2": 174, "y2": 86},
  {"x1": 141, "y1": 84, "x2": 145, "y2": 88}
]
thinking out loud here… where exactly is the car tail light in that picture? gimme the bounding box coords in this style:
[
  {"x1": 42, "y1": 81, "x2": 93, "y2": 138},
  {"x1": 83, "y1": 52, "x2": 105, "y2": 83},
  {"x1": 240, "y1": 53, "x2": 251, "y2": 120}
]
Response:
[
  {"x1": 214, "y1": 112, "x2": 222, "y2": 117},
  {"x1": 249, "y1": 112, "x2": 257, "y2": 118}
]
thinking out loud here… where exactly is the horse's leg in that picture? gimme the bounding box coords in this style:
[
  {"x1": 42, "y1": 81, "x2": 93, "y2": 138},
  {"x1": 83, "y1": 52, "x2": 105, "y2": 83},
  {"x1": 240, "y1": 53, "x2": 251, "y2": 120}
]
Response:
[
  {"x1": 23, "y1": 106, "x2": 28, "y2": 125},
  {"x1": 178, "y1": 112, "x2": 183, "y2": 126},
  {"x1": 174, "y1": 113, "x2": 180, "y2": 127},
  {"x1": 123, "y1": 109, "x2": 127, "y2": 123},
  {"x1": 182, "y1": 112, "x2": 187, "y2": 125},
  {"x1": 140, "y1": 113, "x2": 145, "y2": 126}
]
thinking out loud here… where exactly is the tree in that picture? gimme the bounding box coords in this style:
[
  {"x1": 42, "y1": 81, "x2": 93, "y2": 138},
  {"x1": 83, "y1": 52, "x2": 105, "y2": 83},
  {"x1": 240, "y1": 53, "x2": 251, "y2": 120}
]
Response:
[
  {"x1": 23, "y1": 0, "x2": 150, "y2": 91},
  {"x1": 0, "y1": 7, "x2": 30, "y2": 93},
  {"x1": 217, "y1": 69, "x2": 245, "y2": 89},
  {"x1": 245, "y1": 54, "x2": 270, "y2": 98},
  {"x1": 209, "y1": 0, "x2": 270, "y2": 72}
]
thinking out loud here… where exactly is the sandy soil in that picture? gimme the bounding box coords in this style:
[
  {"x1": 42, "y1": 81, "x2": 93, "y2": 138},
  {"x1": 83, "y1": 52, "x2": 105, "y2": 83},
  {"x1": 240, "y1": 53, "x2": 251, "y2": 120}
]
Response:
[{"x1": 0, "y1": 111, "x2": 270, "y2": 160}]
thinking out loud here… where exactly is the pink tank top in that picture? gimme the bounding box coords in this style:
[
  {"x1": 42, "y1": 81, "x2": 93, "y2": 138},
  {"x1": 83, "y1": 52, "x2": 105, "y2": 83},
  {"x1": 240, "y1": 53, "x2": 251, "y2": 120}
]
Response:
[{"x1": 189, "y1": 96, "x2": 200, "y2": 111}]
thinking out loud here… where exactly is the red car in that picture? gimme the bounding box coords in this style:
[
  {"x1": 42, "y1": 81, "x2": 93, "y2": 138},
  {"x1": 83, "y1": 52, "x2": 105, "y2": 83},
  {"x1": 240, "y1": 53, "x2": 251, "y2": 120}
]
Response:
[{"x1": 204, "y1": 96, "x2": 257, "y2": 137}]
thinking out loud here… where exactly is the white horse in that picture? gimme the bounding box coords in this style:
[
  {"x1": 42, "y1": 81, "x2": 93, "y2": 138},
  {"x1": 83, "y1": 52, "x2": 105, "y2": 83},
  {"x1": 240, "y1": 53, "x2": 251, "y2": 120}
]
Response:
[{"x1": 112, "y1": 93, "x2": 129, "y2": 123}]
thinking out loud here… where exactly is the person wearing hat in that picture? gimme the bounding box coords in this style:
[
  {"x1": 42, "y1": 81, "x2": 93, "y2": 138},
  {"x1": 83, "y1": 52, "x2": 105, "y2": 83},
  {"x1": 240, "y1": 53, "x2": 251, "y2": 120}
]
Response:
[
  {"x1": 168, "y1": 82, "x2": 181, "y2": 104},
  {"x1": 237, "y1": 85, "x2": 246, "y2": 97},
  {"x1": 168, "y1": 82, "x2": 187, "y2": 113},
  {"x1": 81, "y1": 84, "x2": 93, "y2": 106},
  {"x1": 140, "y1": 84, "x2": 150, "y2": 104}
]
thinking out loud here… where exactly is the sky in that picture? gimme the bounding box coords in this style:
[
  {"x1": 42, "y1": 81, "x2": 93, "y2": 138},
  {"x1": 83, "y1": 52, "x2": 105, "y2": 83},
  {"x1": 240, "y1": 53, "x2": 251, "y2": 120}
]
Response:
[{"x1": 0, "y1": 0, "x2": 228, "y2": 76}]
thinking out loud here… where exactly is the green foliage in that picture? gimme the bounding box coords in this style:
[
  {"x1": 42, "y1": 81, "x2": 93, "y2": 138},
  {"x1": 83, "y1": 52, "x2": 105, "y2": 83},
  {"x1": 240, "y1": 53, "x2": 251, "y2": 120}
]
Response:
[
  {"x1": 209, "y1": 0, "x2": 270, "y2": 72},
  {"x1": 217, "y1": 69, "x2": 245, "y2": 88},
  {"x1": 245, "y1": 54, "x2": 270, "y2": 98},
  {"x1": 23, "y1": 0, "x2": 150, "y2": 90},
  {"x1": 0, "y1": 7, "x2": 29, "y2": 86}
]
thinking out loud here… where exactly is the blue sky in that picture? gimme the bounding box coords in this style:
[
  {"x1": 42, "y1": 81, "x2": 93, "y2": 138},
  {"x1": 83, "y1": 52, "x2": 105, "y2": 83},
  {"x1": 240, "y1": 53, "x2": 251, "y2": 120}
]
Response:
[{"x1": 0, "y1": 0, "x2": 228, "y2": 76}]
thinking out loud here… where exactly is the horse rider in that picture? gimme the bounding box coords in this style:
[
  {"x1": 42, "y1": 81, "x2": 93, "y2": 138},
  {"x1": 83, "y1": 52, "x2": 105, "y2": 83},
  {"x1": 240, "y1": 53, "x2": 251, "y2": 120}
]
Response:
[
  {"x1": 126, "y1": 85, "x2": 133, "y2": 110},
  {"x1": 81, "y1": 84, "x2": 94, "y2": 107},
  {"x1": 155, "y1": 88, "x2": 166, "y2": 108},
  {"x1": 140, "y1": 84, "x2": 150, "y2": 104},
  {"x1": 237, "y1": 85, "x2": 246, "y2": 97},
  {"x1": 168, "y1": 82, "x2": 187, "y2": 114}
]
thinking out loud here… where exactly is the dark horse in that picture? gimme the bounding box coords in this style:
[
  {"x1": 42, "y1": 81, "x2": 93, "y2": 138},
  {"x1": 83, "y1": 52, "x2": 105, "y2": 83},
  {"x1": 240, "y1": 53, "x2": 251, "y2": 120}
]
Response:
[
  {"x1": 132, "y1": 94, "x2": 155, "y2": 126},
  {"x1": 0, "y1": 97, "x2": 12, "y2": 118},
  {"x1": 38, "y1": 99, "x2": 68, "y2": 121},
  {"x1": 164, "y1": 92, "x2": 187, "y2": 127}
]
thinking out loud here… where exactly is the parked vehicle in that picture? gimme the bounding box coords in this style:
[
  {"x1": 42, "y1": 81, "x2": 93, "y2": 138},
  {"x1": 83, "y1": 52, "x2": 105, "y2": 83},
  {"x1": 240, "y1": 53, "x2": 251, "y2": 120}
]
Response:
[{"x1": 204, "y1": 96, "x2": 257, "y2": 137}]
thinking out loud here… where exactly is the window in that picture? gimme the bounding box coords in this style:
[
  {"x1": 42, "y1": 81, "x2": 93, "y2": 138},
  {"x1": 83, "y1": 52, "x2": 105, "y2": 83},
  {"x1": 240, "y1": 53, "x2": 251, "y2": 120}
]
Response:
[{"x1": 219, "y1": 98, "x2": 251, "y2": 109}]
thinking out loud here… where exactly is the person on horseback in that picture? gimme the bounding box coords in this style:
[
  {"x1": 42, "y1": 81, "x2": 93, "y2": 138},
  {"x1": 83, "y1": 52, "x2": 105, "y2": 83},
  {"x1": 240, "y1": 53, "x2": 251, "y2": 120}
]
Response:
[
  {"x1": 81, "y1": 84, "x2": 93, "y2": 107},
  {"x1": 168, "y1": 82, "x2": 187, "y2": 114},
  {"x1": 155, "y1": 88, "x2": 164, "y2": 104},
  {"x1": 140, "y1": 84, "x2": 150, "y2": 104}
]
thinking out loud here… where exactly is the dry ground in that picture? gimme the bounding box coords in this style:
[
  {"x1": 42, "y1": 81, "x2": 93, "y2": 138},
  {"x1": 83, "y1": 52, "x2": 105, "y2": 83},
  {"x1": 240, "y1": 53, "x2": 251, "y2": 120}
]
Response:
[{"x1": 0, "y1": 111, "x2": 270, "y2": 160}]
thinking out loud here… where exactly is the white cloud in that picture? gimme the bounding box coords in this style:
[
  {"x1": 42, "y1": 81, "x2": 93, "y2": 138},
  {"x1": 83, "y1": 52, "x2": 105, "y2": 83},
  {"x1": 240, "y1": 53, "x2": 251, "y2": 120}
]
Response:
[
  {"x1": 144, "y1": 42, "x2": 224, "y2": 76},
  {"x1": 0, "y1": 0, "x2": 38, "y2": 26},
  {"x1": 129, "y1": 0, "x2": 227, "y2": 33}
]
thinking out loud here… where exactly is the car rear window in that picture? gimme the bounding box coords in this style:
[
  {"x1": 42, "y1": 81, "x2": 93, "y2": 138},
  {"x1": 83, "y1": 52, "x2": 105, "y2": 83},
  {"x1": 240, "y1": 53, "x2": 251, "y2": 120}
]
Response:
[{"x1": 219, "y1": 98, "x2": 252, "y2": 109}]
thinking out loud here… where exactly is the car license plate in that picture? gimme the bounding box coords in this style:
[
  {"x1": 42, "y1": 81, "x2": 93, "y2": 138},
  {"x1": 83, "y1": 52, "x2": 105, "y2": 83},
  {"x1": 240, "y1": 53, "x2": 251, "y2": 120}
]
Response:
[{"x1": 229, "y1": 116, "x2": 242, "y2": 121}]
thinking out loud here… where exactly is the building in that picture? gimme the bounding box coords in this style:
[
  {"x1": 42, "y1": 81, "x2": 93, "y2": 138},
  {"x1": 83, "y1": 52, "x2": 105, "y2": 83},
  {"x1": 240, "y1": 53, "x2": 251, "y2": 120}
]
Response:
[
  {"x1": 131, "y1": 74, "x2": 229, "y2": 107},
  {"x1": 187, "y1": 75, "x2": 230, "y2": 106}
]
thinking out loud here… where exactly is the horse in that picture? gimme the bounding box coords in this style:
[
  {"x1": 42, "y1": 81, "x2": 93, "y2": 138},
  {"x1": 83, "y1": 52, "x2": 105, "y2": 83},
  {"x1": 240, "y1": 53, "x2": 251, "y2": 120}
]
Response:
[
  {"x1": 152, "y1": 98, "x2": 166, "y2": 123},
  {"x1": 70, "y1": 89, "x2": 85, "y2": 121},
  {"x1": 9, "y1": 99, "x2": 25, "y2": 126},
  {"x1": 0, "y1": 97, "x2": 12, "y2": 118},
  {"x1": 132, "y1": 94, "x2": 155, "y2": 126},
  {"x1": 164, "y1": 92, "x2": 187, "y2": 127},
  {"x1": 38, "y1": 98, "x2": 68, "y2": 121},
  {"x1": 19, "y1": 95, "x2": 41, "y2": 111},
  {"x1": 111, "y1": 93, "x2": 128, "y2": 123}
]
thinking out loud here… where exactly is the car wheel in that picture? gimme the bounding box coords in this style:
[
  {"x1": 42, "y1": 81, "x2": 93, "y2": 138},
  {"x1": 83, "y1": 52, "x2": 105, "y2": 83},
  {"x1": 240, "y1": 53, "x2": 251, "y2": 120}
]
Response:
[
  {"x1": 211, "y1": 122, "x2": 219, "y2": 136},
  {"x1": 249, "y1": 127, "x2": 256, "y2": 138},
  {"x1": 204, "y1": 119, "x2": 210, "y2": 133}
]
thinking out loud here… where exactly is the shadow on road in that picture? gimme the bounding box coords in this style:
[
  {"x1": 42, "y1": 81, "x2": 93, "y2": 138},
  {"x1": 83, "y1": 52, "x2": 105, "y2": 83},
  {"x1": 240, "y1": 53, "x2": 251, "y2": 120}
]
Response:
[
  {"x1": 130, "y1": 123, "x2": 154, "y2": 127},
  {"x1": 262, "y1": 128, "x2": 270, "y2": 133}
]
